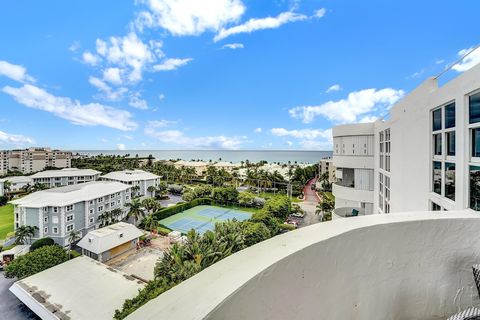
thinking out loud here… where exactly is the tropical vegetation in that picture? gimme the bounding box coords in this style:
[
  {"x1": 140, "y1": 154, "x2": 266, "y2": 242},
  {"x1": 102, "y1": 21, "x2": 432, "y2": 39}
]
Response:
[{"x1": 4, "y1": 245, "x2": 69, "y2": 279}]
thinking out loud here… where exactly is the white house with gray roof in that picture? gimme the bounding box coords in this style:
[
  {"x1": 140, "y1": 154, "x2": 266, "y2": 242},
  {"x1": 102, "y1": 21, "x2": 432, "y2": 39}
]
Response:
[
  {"x1": 30, "y1": 167, "x2": 101, "y2": 188},
  {"x1": 77, "y1": 222, "x2": 143, "y2": 262},
  {"x1": 100, "y1": 169, "x2": 160, "y2": 198},
  {"x1": 10, "y1": 181, "x2": 132, "y2": 246}
]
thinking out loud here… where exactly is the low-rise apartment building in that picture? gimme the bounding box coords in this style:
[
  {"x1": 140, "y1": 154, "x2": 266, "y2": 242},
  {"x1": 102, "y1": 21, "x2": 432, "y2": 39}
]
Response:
[
  {"x1": 332, "y1": 62, "x2": 480, "y2": 217},
  {"x1": 0, "y1": 147, "x2": 72, "y2": 175},
  {"x1": 10, "y1": 181, "x2": 132, "y2": 246},
  {"x1": 100, "y1": 169, "x2": 160, "y2": 198},
  {"x1": 174, "y1": 160, "x2": 209, "y2": 176},
  {"x1": 0, "y1": 176, "x2": 32, "y2": 196},
  {"x1": 30, "y1": 168, "x2": 101, "y2": 188}
]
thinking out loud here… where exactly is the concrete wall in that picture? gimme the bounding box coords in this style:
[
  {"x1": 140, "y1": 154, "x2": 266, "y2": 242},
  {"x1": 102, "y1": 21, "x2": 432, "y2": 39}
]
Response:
[{"x1": 127, "y1": 211, "x2": 480, "y2": 320}]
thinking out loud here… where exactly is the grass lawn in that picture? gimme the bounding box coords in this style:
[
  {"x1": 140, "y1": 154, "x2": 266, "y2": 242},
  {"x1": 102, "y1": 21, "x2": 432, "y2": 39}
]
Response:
[{"x1": 0, "y1": 204, "x2": 14, "y2": 240}]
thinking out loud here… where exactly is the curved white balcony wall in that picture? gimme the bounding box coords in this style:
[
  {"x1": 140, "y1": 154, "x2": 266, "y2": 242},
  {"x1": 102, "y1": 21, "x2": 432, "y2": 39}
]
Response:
[
  {"x1": 128, "y1": 211, "x2": 480, "y2": 320},
  {"x1": 332, "y1": 183, "x2": 374, "y2": 203},
  {"x1": 333, "y1": 206, "x2": 366, "y2": 219}
]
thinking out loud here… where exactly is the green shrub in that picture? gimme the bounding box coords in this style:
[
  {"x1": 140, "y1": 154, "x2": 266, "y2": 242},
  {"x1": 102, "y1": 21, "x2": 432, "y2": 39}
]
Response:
[
  {"x1": 263, "y1": 195, "x2": 291, "y2": 220},
  {"x1": 251, "y1": 211, "x2": 279, "y2": 235},
  {"x1": 0, "y1": 196, "x2": 7, "y2": 206},
  {"x1": 242, "y1": 222, "x2": 271, "y2": 246},
  {"x1": 30, "y1": 237, "x2": 55, "y2": 251},
  {"x1": 157, "y1": 225, "x2": 172, "y2": 236},
  {"x1": 278, "y1": 223, "x2": 296, "y2": 232},
  {"x1": 4, "y1": 245, "x2": 68, "y2": 279}
]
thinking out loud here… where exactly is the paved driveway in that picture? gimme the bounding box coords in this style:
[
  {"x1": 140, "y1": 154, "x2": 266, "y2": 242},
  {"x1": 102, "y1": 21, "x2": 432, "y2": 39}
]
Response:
[
  {"x1": 0, "y1": 273, "x2": 38, "y2": 319},
  {"x1": 298, "y1": 178, "x2": 320, "y2": 227},
  {"x1": 159, "y1": 193, "x2": 183, "y2": 207}
]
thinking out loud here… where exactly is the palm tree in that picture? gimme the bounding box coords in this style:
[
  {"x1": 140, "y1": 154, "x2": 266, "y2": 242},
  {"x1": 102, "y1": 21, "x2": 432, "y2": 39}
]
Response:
[
  {"x1": 110, "y1": 208, "x2": 123, "y2": 222},
  {"x1": 127, "y1": 198, "x2": 144, "y2": 226},
  {"x1": 142, "y1": 198, "x2": 161, "y2": 215},
  {"x1": 68, "y1": 230, "x2": 81, "y2": 258},
  {"x1": 131, "y1": 185, "x2": 141, "y2": 197},
  {"x1": 14, "y1": 226, "x2": 28, "y2": 244},
  {"x1": 3, "y1": 180, "x2": 11, "y2": 199},
  {"x1": 147, "y1": 185, "x2": 156, "y2": 198},
  {"x1": 143, "y1": 215, "x2": 159, "y2": 232}
]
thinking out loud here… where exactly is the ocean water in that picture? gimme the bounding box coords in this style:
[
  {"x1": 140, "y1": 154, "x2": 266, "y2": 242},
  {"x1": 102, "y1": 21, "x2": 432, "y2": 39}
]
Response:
[{"x1": 75, "y1": 150, "x2": 333, "y2": 164}]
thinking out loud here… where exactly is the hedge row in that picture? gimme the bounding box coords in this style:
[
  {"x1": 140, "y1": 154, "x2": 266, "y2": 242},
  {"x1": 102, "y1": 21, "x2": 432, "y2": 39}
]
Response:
[{"x1": 154, "y1": 198, "x2": 213, "y2": 220}]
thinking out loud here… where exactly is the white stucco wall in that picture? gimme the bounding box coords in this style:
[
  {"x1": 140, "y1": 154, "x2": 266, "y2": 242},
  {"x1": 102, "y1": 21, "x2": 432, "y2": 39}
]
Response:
[{"x1": 128, "y1": 211, "x2": 480, "y2": 320}]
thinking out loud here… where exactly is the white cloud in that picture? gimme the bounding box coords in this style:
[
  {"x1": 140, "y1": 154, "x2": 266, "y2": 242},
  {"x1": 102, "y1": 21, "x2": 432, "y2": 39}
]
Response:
[
  {"x1": 271, "y1": 128, "x2": 332, "y2": 140},
  {"x1": 69, "y1": 41, "x2": 81, "y2": 52},
  {"x1": 313, "y1": 8, "x2": 326, "y2": 18},
  {"x1": 82, "y1": 51, "x2": 101, "y2": 66},
  {"x1": 2, "y1": 84, "x2": 137, "y2": 131},
  {"x1": 129, "y1": 95, "x2": 149, "y2": 110},
  {"x1": 100, "y1": 138, "x2": 108, "y2": 143},
  {"x1": 147, "y1": 120, "x2": 177, "y2": 128},
  {"x1": 326, "y1": 84, "x2": 341, "y2": 93},
  {"x1": 103, "y1": 67, "x2": 123, "y2": 85},
  {"x1": 153, "y1": 58, "x2": 193, "y2": 71},
  {"x1": 222, "y1": 43, "x2": 244, "y2": 50},
  {"x1": 435, "y1": 59, "x2": 445, "y2": 65},
  {"x1": 145, "y1": 123, "x2": 247, "y2": 149},
  {"x1": 93, "y1": 32, "x2": 163, "y2": 83},
  {"x1": 117, "y1": 143, "x2": 126, "y2": 150},
  {"x1": 135, "y1": 0, "x2": 246, "y2": 36},
  {"x1": 289, "y1": 88, "x2": 404, "y2": 124},
  {"x1": 88, "y1": 76, "x2": 128, "y2": 101},
  {"x1": 254, "y1": 127, "x2": 262, "y2": 133},
  {"x1": 214, "y1": 11, "x2": 308, "y2": 42},
  {"x1": 0, "y1": 130, "x2": 35, "y2": 146},
  {"x1": 123, "y1": 135, "x2": 134, "y2": 140},
  {"x1": 286, "y1": 140, "x2": 293, "y2": 146},
  {"x1": 359, "y1": 115, "x2": 379, "y2": 123},
  {"x1": 0, "y1": 60, "x2": 35, "y2": 83},
  {"x1": 159, "y1": 93, "x2": 166, "y2": 100},
  {"x1": 452, "y1": 47, "x2": 480, "y2": 72}
]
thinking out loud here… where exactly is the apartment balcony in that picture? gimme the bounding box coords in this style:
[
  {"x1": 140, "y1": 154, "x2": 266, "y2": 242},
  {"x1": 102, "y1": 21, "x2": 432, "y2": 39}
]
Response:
[
  {"x1": 127, "y1": 211, "x2": 480, "y2": 320},
  {"x1": 332, "y1": 182, "x2": 374, "y2": 203},
  {"x1": 333, "y1": 206, "x2": 366, "y2": 219}
]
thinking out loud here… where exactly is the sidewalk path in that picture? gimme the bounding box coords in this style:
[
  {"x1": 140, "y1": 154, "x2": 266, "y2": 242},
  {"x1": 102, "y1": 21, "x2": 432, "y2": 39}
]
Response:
[{"x1": 298, "y1": 178, "x2": 321, "y2": 227}]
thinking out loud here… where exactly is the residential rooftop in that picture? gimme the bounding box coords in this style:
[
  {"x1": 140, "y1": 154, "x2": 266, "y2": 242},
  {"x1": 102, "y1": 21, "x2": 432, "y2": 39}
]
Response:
[
  {"x1": 30, "y1": 168, "x2": 101, "y2": 178},
  {"x1": 10, "y1": 256, "x2": 145, "y2": 320},
  {"x1": 0, "y1": 176, "x2": 32, "y2": 183},
  {"x1": 101, "y1": 169, "x2": 160, "y2": 182},
  {"x1": 10, "y1": 181, "x2": 129, "y2": 207},
  {"x1": 77, "y1": 222, "x2": 143, "y2": 254}
]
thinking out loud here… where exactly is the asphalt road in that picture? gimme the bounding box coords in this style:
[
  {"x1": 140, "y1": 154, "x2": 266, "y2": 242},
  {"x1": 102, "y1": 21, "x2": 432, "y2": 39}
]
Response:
[
  {"x1": 0, "y1": 273, "x2": 38, "y2": 319},
  {"x1": 298, "y1": 178, "x2": 321, "y2": 227}
]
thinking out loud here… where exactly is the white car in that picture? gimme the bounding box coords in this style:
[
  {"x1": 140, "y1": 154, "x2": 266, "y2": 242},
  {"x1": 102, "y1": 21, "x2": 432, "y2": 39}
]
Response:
[{"x1": 291, "y1": 212, "x2": 305, "y2": 218}]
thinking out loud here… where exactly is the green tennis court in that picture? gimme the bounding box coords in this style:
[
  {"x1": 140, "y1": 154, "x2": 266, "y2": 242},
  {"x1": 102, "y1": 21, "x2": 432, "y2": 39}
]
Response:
[{"x1": 160, "y1": 205, "x2": 252, "y2": 234}]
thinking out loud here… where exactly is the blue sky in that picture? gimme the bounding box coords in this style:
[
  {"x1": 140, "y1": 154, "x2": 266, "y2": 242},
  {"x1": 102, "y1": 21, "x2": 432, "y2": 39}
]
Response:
[{"x1": 0, "y1": 0, "x2": 479, "y2": 151}]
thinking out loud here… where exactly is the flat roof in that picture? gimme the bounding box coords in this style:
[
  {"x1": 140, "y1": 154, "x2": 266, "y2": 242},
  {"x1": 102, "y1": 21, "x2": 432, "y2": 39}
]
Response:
[
  {"x1": 10, "y1": 256, "x2": 145, "y2": 320},
  {"x1": 30, "y1": 168, "x2": 101, "y2": 178},
  {"x1": 77, "y1": 222, "x2": 144, "y2": 254},
  {"x1": 0, "y1": 176, "x2": 32, "y2": 183},
  {"x1": 10, "y1": 181, "x2": 129, "y2": 207},
  {"x1": 101, "y1": 169, "x2": 160, "y2": 182}
]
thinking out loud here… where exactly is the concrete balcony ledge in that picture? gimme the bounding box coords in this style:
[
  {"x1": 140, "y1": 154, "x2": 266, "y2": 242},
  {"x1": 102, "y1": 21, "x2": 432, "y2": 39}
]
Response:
[
  {"x1": 333, "y1": 206, "x2": 366, "y2": 218},
  {"x1": 332, "y1": 183, "x2": 374, "y2": 203},
  {"x1": 128, "y1": 211, "x2": 480, "y2": 320}
]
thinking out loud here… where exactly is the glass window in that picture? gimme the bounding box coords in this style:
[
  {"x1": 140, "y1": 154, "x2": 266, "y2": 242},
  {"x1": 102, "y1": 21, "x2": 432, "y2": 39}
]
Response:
[
  {"x1": 432, "y1": 202, "x2": 442, "y2": 211},
  {"x1": 433, "y1": 108, "x2": 442, "y2": 131},
  {"x1": 469, "y1": 92, "x2": 480, "y2": 124},
  {"x1": 433, "y1": 161, "x2": 442, "y2": 195},
  {"x1": 446, "y1": 131, "x2": 455, "y2": 156},
  {"x1": 445, "y1": 162, "x2": 455, "y2": 201},
  {"x1": 472, "y1": 128, "x2": 480, "y2": 158},
  {"x1": 445, "y1": 103, "x2": 455, "y2": 128},
  {"x1": 470, "y1": 166, "x2": 480, "y2": 211},
  {"x1": 433, "y1": 134, "x2": 442, "y2": 156}
]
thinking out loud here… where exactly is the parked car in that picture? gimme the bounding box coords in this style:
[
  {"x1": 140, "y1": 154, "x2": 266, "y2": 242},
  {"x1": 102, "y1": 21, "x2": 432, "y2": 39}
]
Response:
[
  {"x1": 284, "y1": 220, "x2": 298, "y2": 228},
  {"x1": 291, "y1": 212, "x2": 305, "y2": 219}
]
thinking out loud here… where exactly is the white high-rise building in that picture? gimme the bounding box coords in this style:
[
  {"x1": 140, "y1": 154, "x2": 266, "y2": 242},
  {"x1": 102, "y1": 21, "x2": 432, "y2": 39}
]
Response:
[{"x1": 332, "y1": 63, "x2": 480, "y2": 218}]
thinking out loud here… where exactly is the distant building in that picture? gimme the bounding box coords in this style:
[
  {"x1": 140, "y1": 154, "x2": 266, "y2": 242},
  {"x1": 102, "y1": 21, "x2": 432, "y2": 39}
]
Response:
[
  {"x1": 319, "y1": 158, "x2": 336, "y2": 183},
  {"x1": 77, "y1": 222, "x2": 143, "y2": 262},
  {"x1": 174, "y1": 160, "x2": 209, "y2": 176},
  {"x1": 100, "y1": 169, "x2": 160, "y2": 198},
  {"x1": 0, "y1": 176, "x2": 32, "y2": 196},
  {"x1": 30, "y1": 168, "x2": 101, "y2": 188},
  {"x1": 10, "y1": 181, "x2": 132, "y2": 246},
  {"x1": 212, "y1": 161, "x2": 237, "y2": 173},
  {"x1": 0, "y1": 147, "x2": 72, "y2": 175}
]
